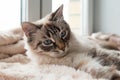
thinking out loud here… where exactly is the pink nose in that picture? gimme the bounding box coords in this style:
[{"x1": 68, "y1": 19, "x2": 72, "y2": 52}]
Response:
[{"x1": 57, "y1": 42, "x2": 65, "y2": 51}]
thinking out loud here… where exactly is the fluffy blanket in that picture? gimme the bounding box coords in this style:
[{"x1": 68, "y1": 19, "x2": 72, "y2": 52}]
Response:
[
  {"x1": 0, "y1": 54, "x2": 97, "y2": 80},
  {"x1": 0, "y1": 29, "x2": 112, "y2": 80}
]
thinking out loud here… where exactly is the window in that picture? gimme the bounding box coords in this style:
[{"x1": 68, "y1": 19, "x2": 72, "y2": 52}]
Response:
[
  {"x1": 69, "y1": 0, "x2": 80, "y2": 30},
  {"x1": 52, "y1": 0, "x2": 93, "y2": 35},
  {"x1": 0, "y1": 0, "x2": 93, "y2": 35},
  {"x1": 21, "y1": 0, "x2": 40, "y2": 22},
  {"x1": 0, "y1": 0, "x2": 41, "y2": 31},
  {"x1": 52, "y1": 0, "x2": 81, "y2": 33},
  {"x1": 0, "y1": 0, "x2": 21, "y2": 31}
]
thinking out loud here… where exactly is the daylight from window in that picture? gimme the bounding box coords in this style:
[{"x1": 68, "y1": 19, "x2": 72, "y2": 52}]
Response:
[
  {"x1": 52, "y1": 0, "x2": 80, "y2": 32},
  {"x1": 0, "y1": 0, "x2": 21, "y2": 31}
]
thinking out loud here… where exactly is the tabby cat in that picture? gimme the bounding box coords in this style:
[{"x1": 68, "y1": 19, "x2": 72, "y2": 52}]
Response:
[{"x1": 22, "y1": 5, "x2": 120, "y2": 80}]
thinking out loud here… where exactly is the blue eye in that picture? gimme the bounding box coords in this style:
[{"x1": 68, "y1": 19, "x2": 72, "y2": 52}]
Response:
[
  {"x1": 61, "y1": 31, "x2": 66, "y2": 38},
  {"x1": 43, "y1": 39, "x2": 52, "y2": 45}
]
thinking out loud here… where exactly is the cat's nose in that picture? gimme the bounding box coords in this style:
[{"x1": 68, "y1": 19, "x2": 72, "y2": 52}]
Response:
[
  {"x1": 56, "y1": 42, "x2": 65, "y2": 51},
  {"x1": 59, "y1": 45, "x2": 65, "y2": 51}
]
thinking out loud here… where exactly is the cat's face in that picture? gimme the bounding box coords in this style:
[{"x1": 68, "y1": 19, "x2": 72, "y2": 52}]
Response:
[{"x1": 22, "y1": 5, "x2": 71, "y2": 57}]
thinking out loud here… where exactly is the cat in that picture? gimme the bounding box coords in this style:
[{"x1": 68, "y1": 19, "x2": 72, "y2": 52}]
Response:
[
  {"x1": 90, "y1": 32, "x2": 120, "y2": 50},
  {"x1": 22, "y1": 5, "x2": 120, "y2": 80}
]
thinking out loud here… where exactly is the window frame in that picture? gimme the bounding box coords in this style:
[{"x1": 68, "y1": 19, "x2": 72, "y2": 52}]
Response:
[
  {"x1": 80, "y1": 0, "x2": 94, "y2": 36},
  {"x1": 21, "y1": 0, "x2": 94, "y2": 35},
  {"x1": 21, "y1": 0, "x2": 41, "y2": 22}
]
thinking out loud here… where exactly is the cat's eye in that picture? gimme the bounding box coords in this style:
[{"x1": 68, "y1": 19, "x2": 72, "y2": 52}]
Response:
[
  {"x1": 43, "y1": 39, "x2": 53, "y2": 46},
  {"x1": 60, "y1": 31, "x2": 66, "y2": 38}
]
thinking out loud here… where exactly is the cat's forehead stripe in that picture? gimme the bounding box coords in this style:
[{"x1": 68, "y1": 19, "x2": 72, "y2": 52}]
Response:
[
  {"x1": 44, "y1": 24, "x2": 60, "y2": 35},
  {"x1": 50, "y1": 38, "x2": 55, "y2": 42}
]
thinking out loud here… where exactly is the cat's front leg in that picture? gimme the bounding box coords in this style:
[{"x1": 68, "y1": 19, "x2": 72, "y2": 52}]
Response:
[
  {"x1": 77, "y1": 58, "x2": 120, "y2": 80},
  {"x1": 96, "y1": 48, "x2": 120, "y2": 58},
  {"x1": 95, "y1": 48, "x2": 120, "y2": 70}
]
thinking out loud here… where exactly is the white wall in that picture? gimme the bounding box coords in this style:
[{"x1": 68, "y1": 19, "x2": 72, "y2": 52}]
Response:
[{"x1": 94, "y1": 0, "x2": 120, "y2": 35}]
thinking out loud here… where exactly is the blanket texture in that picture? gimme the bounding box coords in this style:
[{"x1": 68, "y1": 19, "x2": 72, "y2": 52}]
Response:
[
  {"x1": 0, "y1": 54, "x2": 99, "y2": 80},
  {"x1": 0, "y1": 29, "x2": 110, "y2": 80}
]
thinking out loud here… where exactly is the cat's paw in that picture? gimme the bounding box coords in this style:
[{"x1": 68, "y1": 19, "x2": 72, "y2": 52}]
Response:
[
  {"x1": 111, "y1": 72, "x2": 120, "y2": 80},
  {"x1": 112, "y1": 51, "x2": 120, "y2": 58}
]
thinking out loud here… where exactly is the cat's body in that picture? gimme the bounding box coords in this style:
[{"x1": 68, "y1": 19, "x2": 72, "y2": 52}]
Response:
[{"x1": 22, "y1": 5, "x2": 120, "y2": 80}]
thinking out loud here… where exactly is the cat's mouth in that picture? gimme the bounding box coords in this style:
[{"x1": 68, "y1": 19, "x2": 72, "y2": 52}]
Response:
[
  {"x1": 37, "y1": 50, "x2": 66, "y2": 58},
  {"x1": 50, "y1": 47, "x2": 69, "y2": 58},
  {"x1": 52, "y1": 51, "x2": 67, "y2": 57},
  {"x1": 36, "y1": 47, "x2": 68, "y2": 58}
]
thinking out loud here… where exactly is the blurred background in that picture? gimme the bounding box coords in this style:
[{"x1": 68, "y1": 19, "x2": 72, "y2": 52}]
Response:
[{"x1": 0, "y1": 0, "x2": 120, "y2": 35}]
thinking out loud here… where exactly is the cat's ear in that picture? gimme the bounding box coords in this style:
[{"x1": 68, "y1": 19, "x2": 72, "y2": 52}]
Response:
[
  {"x1": 50, "y1": 4, "x2": 64, "y2": 21},
  {"x1": 22, "y1": 22, "x2": 38, "y2": 37}
]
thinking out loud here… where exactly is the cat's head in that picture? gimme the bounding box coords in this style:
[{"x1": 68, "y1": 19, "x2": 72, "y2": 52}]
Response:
[{"x1": 22, "y1": 5, "x2": 71, "y2": 58}]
